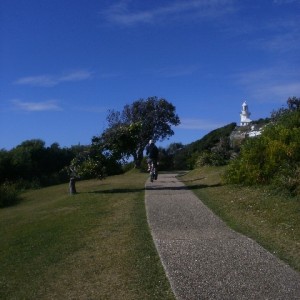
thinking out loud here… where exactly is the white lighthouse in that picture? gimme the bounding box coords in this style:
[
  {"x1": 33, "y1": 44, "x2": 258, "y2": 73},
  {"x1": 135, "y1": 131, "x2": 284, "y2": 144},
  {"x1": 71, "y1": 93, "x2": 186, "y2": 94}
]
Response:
[{"x1": 240, "y1": 101, "x2": 252, "y2": 126}]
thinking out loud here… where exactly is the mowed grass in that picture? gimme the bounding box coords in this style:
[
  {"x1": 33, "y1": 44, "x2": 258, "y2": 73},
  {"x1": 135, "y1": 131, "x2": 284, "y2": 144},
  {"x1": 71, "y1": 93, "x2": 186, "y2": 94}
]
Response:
[
  {"x1": 0, "y1": 170, "x2": 175, "y2": 300},
  {"x1": 180, "y1": 166, "x2": 300, "y2": 272}
]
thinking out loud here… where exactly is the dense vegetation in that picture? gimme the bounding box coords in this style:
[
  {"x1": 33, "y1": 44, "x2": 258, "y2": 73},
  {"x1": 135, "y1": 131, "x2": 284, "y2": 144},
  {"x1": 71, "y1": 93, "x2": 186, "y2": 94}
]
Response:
[
  {"x1": 0, "y1": 140, "x2": 125, "y2": 207},
  {"x1": 170, "y1": 122, "x2": 237, "y2": 169},
  {"x1": 224, "y1": 98, "x2": 300, "y2": 195},
  {"x1": 0, "y1": 140, "x2": 95, "y2": 186},
  {"x1": 0, "y1": 140, "x2": 76, "y2": 207}
]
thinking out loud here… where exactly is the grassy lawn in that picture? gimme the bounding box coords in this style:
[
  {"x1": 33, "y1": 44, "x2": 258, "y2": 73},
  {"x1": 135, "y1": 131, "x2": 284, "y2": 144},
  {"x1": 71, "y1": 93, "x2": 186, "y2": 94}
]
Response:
[
  {"x1": 180, "y1": 166, "x2": 300, "y2": 272},
  {"x1": 0, "y1": 170, "x2": 175, "y2": 300}
]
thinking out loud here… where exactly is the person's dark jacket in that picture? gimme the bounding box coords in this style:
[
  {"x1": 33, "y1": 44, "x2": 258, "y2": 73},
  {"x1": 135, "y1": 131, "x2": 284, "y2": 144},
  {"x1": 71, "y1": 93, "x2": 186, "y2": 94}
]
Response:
[{"x1": 146, "y1": 143, "x2": 159, "y2": 160}]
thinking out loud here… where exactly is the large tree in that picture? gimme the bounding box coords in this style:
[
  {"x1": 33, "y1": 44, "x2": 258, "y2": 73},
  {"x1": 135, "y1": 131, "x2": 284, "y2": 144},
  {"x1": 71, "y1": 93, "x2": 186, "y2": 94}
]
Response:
[{"x1": 93, "y1": 96, "x2": 180, "y2": 167}]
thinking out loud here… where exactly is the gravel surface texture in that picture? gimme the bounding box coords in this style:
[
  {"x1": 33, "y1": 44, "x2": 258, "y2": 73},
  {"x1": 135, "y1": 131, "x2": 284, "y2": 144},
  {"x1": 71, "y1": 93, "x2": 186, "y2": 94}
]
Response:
[{"x1": 145, "y1": 173, "x2": 300, "y2": 300}]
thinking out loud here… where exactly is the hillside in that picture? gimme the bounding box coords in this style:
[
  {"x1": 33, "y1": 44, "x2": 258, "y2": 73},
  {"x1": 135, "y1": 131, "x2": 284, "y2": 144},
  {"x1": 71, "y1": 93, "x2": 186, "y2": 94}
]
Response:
[
  {"x1": 173, "y1": 117, "x2": 274, "y2": 170},
  {"x1": 173, "y1": 122, "x2": 236, "y2": 169},
  {"x1": 186, "y1": 122, "x2": 237, "y2": 153}
]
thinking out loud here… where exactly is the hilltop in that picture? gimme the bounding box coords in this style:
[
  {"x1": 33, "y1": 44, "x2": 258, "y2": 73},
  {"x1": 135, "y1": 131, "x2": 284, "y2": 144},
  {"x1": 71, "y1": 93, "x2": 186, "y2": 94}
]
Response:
[{"x1": 170, "y1": 116, "x2": 272, "y2": 170}]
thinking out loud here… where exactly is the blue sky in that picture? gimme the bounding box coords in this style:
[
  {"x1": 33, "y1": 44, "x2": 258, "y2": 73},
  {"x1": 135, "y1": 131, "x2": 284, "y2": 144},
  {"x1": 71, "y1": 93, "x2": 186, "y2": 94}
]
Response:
[{"x1": 1, "y1": 0, "x2": 300, "y2": 150}]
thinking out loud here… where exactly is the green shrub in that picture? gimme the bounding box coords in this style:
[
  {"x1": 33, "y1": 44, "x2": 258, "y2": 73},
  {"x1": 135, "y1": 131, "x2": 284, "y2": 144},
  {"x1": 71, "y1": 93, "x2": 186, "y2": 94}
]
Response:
[
  {"x1": 271, "y1": 163, "x2": 300, "y2": 196},
  {"x1": 196, "y1": 151, "x2": 227, "y2": 167},
  {"x1": 122, "y1": 161, "x2": 135, "y2": 172},
  {"x1": 0, "y1": 182, "x2": 21, "y2": 208},
  {"x1": 224, "y1": 107, "x2": 300, "y2": 195}
]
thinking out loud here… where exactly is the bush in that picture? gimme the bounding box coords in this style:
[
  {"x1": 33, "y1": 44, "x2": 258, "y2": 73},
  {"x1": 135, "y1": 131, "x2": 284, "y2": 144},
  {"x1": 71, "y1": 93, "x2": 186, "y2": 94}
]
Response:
[
  {"x1": 140, "y1": 157, "x2": 149, "y2": 172},
  {"x1": 271, "y1": 163, "x2": 300, "y2": 196},
  {"x1": 0, "y1": 182, "x2": 21, "y2": 208},
  {"x1": 122, "y1": 161, "x2": 135, "y2": 173},
  {"x1": 196, "y1": 151, "x2": 227, "y2": 167},
  {"x1": 224, "y1": 106, "x2": 300, "y2": 195}
]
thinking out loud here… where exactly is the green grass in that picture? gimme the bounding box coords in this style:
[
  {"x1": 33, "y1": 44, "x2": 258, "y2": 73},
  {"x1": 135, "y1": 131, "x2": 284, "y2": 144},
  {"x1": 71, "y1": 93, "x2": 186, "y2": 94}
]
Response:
[
  {"x1": 180, "y1": 166, "x2": 300, "y2": 272},
  {"x1": 0, "y1": 170, "x2": 175, "y2": 300}
]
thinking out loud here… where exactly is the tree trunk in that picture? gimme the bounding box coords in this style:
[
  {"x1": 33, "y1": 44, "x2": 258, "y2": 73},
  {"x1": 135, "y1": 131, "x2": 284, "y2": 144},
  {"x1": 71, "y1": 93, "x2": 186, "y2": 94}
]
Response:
[{"x1": 69, "y1": 177, "x2": 76, "y2": 195}]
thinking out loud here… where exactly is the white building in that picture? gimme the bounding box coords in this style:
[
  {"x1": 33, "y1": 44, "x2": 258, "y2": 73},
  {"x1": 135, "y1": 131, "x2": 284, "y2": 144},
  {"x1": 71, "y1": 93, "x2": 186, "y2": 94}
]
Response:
[
  {"x1": 240, "y1": 101, "x2": 252, "y2": 126},
  {"x1": 248, "y1": 125, "x2": 262, "y2": 137}
]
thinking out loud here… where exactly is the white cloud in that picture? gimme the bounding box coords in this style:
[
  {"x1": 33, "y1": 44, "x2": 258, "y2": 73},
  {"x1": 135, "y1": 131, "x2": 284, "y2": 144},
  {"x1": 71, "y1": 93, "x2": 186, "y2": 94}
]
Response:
[
  {"x1": 12, "y1": 100, "x2": 62, "y2": 112},
  {"x1": 101, "y1": 0, "x2": 236, "y2": 26},
  {"x1": 60, "y1": 70, "x2": 94, "y2": 82},
  {"x1": 259, "y1": 32, "x2": 300, "y2": 52},
  {"x1": 218, "y1": 5, "x2": 300, "y2": 54},
  {"x1": 14, "y1": 75, "x2": 58, "y2": 87},
  {"x1": 179, "y1": 118, "x2": 225, "y2": 130},
  {"x1": 273, "y1": 0, "x2": 300, "y2": 4},
  {"x1": 15, "y1": 70, "x2": 93, "y2": 87},
  {"x1": 234, "y1": 67, "x2": 300, "y2": 103},
  {"x1": 252, "y1": 18, "x2": 300, "y2": 53},
  {"x1": 251, "y1": 82, "x2": 300, "y2": 102}
]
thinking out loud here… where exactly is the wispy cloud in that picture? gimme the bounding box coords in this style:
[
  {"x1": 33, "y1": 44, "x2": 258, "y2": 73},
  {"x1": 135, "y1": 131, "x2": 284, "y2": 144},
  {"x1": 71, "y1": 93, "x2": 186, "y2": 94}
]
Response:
[
  {"x1": 234, "y1": 67, "x2": 300, "y2": 103},
  {"x1": 12, "y1": 100, "x2": 62, "y2": 112},
  {"x1": 15, "y1": 70, "x2": 93, "y2": 87},
  {"x1": 59, "y1": 70, "x2": 93, "y2": 82},
  {"x1": 15, "y1": 75, "x2": 57, "y2": 87},
  {"x1": 252, "y1": 18, "x2": 300, "y2": 53},
  {"x1": 219, "y1": 4, "x2": 300, "y2": 53},
  {"x1": 101, "y1": 0, "x2": 236, "y2": 26},
  {"x1": 251, "y1": 82, "x2": 300, "y2": 102},
  {"x1": 179, "y1": 118, "x2": 225, "y2": 130},
  {"x1": 273, "y1": 0, "x2": 300, "y2": 4},
  {"x1": 263, "y1": 33, "x2": 300, "y2": 53}
]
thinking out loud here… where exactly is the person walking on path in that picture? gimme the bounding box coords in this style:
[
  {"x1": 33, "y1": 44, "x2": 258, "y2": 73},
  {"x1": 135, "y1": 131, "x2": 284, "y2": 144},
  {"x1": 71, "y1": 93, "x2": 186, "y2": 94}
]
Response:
[{"x1": 145, "y1": 173, "x2": 300, "y2": 300}]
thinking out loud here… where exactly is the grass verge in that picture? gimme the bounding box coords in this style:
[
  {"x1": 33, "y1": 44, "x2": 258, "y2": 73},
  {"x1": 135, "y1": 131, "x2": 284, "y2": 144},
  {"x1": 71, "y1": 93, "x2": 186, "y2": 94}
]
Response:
[
  {"x1": 180, "y1": 166, "x2": 300, "y2": 272},
  {"x1": 0, "y1": 170, "x2": 175, "y2": 299}
]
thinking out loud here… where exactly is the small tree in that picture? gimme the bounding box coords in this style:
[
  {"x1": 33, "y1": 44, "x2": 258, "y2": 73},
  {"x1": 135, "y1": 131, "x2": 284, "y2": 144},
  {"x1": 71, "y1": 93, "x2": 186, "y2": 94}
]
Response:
[{"x1": 69, "y1": 150, "x2": 107, "y2": 180}]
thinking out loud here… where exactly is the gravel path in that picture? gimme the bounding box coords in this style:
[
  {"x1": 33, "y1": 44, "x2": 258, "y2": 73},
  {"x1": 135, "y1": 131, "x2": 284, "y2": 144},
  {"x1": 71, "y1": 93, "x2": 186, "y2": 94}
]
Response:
[{"x1": 145, "y1": 173, "x2": 300, "y2": 300}]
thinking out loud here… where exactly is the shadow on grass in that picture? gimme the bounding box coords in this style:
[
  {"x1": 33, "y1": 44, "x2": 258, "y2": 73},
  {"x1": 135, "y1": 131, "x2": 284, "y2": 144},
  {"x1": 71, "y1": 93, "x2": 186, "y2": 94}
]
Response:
[
  {"x1": 179, "y1": 177, "x2": 206, "y2": 182},
  {"x1": 77, "y1": 178, "x2": 221, "y2": 194},
  {"x1": 88, "y1": 188, "x2": 145, "y2": 194},
  {"x1": 188, "y1": 183, "x2": 221, "y2": 190},
  {"x1": 145, "y1": 183, "x2": 221, "y2": 191}
]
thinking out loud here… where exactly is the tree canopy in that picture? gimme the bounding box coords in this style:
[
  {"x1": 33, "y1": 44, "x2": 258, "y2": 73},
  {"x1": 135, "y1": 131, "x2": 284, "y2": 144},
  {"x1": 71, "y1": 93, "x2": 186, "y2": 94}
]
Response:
[
  {"x1": 0, "y1": 139, "x2": 76, "y2": 187},
  {"x1": 93, "y1": 96, "x2": 180, "y2": 167}
]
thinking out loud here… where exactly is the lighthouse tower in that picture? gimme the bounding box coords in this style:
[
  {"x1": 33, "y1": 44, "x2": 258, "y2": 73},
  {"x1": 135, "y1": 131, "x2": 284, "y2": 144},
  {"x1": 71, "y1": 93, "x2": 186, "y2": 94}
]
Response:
[{"x1": 240, "y1": 101, "x2": 252, "y2": 126}]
